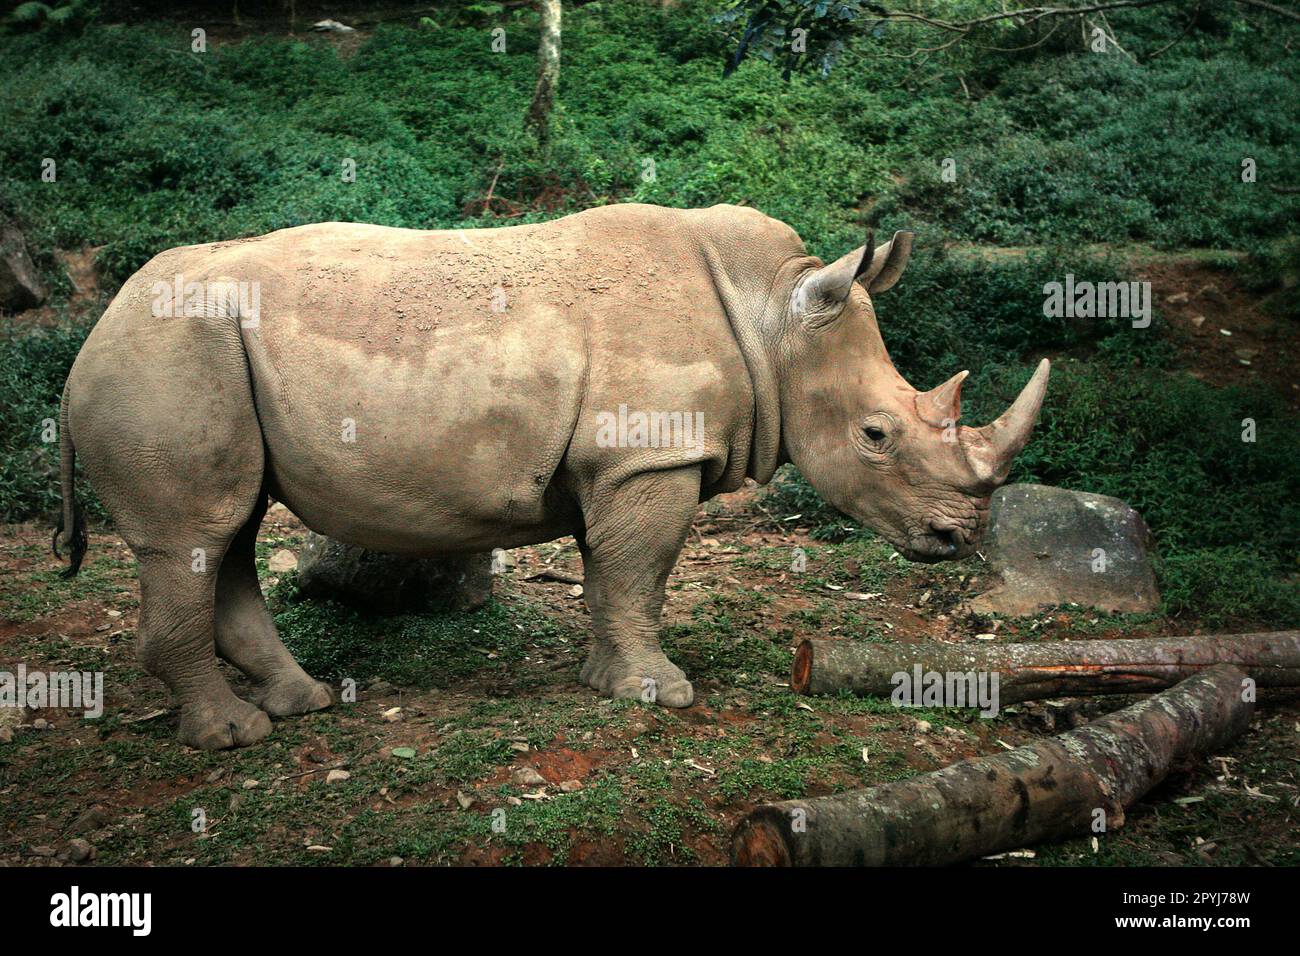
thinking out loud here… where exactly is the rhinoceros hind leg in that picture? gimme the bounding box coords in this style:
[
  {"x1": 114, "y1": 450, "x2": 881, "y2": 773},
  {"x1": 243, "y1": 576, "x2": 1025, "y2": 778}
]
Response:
[
  {"x1": 71, "y1": 303, "x2": 279, "y2": 748},
  {"x1": 215, "y1": 494, "x2": 335, "y2": 717},
  {"x1": 134, "y1": 553, "x2": 274, "y2": 750},
  {"x1": 577, "y1": 468, "x2": 700, "y2": 709}
]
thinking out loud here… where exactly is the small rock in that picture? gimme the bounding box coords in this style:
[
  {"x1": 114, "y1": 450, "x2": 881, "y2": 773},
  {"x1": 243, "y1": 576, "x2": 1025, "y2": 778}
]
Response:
[
  {"x1": 915, "y1": 720, "x2": 932, "y2": 734},
  {"x1": 388, "y1": 856, "x2": 404, "y2": 867},
  {"x1": 513, "y1": 767, "x2": 546, "y2": 787},
  {"x1": 456, "y1": 790, "x2": 475, "y2": 809},
  {"x1": 106, "y1": 609, "x2": 122, "y2": 618},
  {"x1": 510, "y1": 741, "x2": 530, "y2": 753},
  {"x1": 242, "y1": 778, "x2": 261, "y2": 790},
  {"x1": 1190, "y1": 314, "x2": 1207, "y2": 328},
  {"x1": 32, "y1": 718, "x2": 49, "y2": 730},
  {"x1": 558, "y1": 779, "x2": 583, "y2": 793},
  {"x1": 71, "y1": 806, "x2": 112, "y2": 833},
  {"x1": 305, "y1": 844, "x2": 332, "y2": 853},
  {"x1": 268, "y1": 549, "x2": 299, "y2": 573},
  {"x1": 568, "y1": 584, "x2": 584, "y2": 598},
  {"x1": 1165, "y1": 291, "x2": 1190, "y2": 305},
  {"x1": 0, "y1": 726, "x2": 14, "y2": 744},
  {"x1": 506, "y1": 796, "x2": 523, "y2": 806},
  {"x1": 29, "y1": 845, "x2": 57, "y2": 858},
  {"x1": 382, "y1": 707, "x2": 403, "y2": 723},
  {"x1": 296, "y1": 534, "x2": 492, "y2": 614},
  {"x1": 66, "y1": 838, "x2": 94, "y2": 863},
  {"x1": 325, "y1": 769, "x2": 351, "y2": 784}
]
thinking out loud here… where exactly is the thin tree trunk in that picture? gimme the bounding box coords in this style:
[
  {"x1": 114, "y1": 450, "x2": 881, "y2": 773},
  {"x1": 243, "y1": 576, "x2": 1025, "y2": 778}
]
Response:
[
  {"x1": 733, "y1": 664, "x2": 1253, "y2": 866},
  {"x1": 792, "y1": 631, "x2": 1300, "y2": 702},
  {"x1": 525, "y1": 0, "x2": 562, "y2": 143}
]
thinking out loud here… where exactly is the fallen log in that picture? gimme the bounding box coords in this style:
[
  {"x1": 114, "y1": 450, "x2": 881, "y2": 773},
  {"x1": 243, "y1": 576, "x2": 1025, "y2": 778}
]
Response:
[
  {"x1": 791, "y1": 631, "x2": 1300, "y2": 702},
  {"x1": 733, "y1": 664, "x2": 1253, "y2": 866}
]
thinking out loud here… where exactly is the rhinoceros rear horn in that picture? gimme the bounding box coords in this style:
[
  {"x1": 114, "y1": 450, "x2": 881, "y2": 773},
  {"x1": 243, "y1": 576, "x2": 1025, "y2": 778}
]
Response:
[
  {"x1": 793, "y1": 229, "x2": 915, "y2": 329},
  {"x1": 916, "y1": 369, "x2": 969, "y2": 427},
  {"x1": 963, "y1": 359, "x2": 1051, "y2": 486}
]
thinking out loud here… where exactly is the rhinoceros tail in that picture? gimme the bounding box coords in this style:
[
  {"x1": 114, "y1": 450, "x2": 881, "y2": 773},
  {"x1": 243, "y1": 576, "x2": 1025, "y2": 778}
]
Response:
[{"x1": 52, "y1": 381, "x2": 87, "y2": 578}]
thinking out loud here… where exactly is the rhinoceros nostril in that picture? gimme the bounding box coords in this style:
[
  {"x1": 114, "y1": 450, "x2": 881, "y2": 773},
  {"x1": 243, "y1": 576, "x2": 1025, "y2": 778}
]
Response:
[{"x1": 926, "y1": 522, "x2": 963, "y2": 553}]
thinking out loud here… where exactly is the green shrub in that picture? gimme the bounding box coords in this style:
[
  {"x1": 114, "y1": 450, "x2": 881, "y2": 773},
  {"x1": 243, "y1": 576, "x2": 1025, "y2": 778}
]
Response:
[
  {"x1": 0, "y1": 318, "x2": 100, "y2": 523},
  {"x1": 1160, "y1": 547, "x2": 1299, "y2": 626}
]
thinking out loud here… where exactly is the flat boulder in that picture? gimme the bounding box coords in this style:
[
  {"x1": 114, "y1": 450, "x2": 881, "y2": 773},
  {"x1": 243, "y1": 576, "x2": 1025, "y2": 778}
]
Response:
[
  {"x1": 969, "y1": 483, "x2": 1159, "y2": 616},
  {"x1": 0, "y1": 224, "x2": 46, "y2": 312},
  {"x1": 295, "y1": 533, "x2": 492, "y2": 614}
]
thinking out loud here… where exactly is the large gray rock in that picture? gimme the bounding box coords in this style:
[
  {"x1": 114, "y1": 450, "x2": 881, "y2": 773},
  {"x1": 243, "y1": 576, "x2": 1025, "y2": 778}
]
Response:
[
  {"x1": 969, "y1": 483, "x2": 1159, "y2": 616},
  {"x1": 295, "y1": 533, "x2": 492, "y2": 614},
  {"x1": 0, "y1": 224, "x2": 46, "y2": 312}
]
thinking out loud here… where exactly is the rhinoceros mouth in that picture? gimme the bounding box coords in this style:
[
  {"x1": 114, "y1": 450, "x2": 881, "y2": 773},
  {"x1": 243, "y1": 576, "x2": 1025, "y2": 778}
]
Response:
[
  {"x1": 899, "y1": 524, "x2": 980, "y2": 563},
  {"x1": 902, "y1": 532, "x2": 961, "y2": 563}
]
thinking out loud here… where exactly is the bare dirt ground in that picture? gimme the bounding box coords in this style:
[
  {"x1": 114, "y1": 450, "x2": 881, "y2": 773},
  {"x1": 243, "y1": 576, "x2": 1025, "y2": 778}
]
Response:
[{"x1": 2, "y1": 255, "x2": 1296, "y2": 867}]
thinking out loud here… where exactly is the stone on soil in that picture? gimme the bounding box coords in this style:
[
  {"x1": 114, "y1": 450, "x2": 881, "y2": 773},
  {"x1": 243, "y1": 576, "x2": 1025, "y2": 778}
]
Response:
[
  {"x1": 296, "y1": 532, "x2": 492, "y2": 613},
  {"x1": 969, "y1": 483, "x2": 1160, "y2": 615}
]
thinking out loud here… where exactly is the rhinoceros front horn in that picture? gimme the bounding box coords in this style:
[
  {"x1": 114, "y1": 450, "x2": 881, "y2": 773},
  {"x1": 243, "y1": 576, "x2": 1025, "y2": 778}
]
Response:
[{"x1": 963, "y1": 359, "x2": 1051, "y2": 486}]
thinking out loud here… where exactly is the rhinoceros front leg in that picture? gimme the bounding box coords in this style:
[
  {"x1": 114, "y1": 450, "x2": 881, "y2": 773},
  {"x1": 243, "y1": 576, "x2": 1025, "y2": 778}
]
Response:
[{"x1": 577, "y1": 467, "x2": 699, "y2": 708}]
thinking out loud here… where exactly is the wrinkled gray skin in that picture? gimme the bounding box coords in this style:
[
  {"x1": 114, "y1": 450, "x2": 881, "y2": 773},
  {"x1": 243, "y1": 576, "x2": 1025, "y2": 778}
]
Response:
[{"x1": 57, "y1": 204, "x2": 1048, "y2": 749}]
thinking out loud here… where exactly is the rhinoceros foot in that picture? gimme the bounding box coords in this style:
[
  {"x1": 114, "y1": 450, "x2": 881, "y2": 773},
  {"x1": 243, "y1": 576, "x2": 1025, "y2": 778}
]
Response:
[
  {"x1": 250, "y1": 672, "x2": 336, "y2": 718},
  {"x1": 581, "y1": 643, "x2": 694, "y2": 708},
  {"x1": 179, "y1": 694, "x2": 273, "y2": 751}
]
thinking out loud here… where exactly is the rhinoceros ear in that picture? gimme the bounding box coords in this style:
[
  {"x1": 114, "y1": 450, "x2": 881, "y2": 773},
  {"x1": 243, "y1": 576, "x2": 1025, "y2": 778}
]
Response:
[
  {"x1": 859, "y1": 230, "x2": 914, "y2": 293},
  {"x1": 792, "y1": 230, "x2": 915, "y2": 330},
  {"x1": 792, "y1": 229, "x2": 875, "y2": 330}
]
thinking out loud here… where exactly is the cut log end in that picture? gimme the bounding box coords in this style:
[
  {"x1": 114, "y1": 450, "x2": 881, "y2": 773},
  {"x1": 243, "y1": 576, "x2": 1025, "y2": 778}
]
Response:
[
  {"x1": 791, "y1": 639, "x2": 813, "y2": 695},
  {"x1": 731, "y1": 815, "x2": 792, "y2": 867}
]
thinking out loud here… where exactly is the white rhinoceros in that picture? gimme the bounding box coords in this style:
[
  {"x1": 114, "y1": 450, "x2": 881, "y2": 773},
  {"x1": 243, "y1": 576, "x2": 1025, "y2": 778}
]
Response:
[{"x1": 54, "y1": 203, "x2": 1048, "y2": 749}]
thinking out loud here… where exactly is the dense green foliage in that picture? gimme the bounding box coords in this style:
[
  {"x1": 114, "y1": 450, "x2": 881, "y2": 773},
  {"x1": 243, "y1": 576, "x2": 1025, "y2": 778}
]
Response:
[
  {"x1": 0, "y1": 0, "x2": 1296, "y2": 623},
  {"x1": 1, "y1": 1, "x2": 1296, "y2": 281},
  {"x1": 0, "y1": 318, "x2": 103, "y2": 522}
]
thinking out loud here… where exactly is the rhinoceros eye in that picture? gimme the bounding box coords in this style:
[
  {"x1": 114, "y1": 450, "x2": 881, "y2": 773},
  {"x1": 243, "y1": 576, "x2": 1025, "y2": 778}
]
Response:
[{"x1": 863, "y1": 425, "x2": 887, "y2": 443}]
